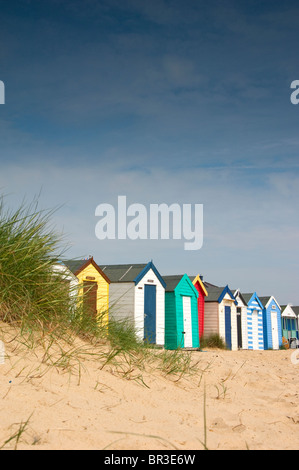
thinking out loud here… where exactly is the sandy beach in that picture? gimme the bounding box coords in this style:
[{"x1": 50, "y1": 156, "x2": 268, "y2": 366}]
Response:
[{"x1": 0, "y1": 325, "x2": 298, "y2": 451}]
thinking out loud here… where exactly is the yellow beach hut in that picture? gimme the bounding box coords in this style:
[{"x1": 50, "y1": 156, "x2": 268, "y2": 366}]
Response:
[{"x1": 63, "y1": 257, "x2": 110, "y2": 324}]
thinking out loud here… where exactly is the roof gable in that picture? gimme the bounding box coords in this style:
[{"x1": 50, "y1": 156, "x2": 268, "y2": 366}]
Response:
[
  {"x1": 99, "y1": 263, "x2": 147, "y2": 282},
  {"x1": 232, "y1": 289, "x2": 248, "y2": 306},
  {"x1": 243, "y1": 292, "x2": 264, "y2": 310},
  {"x1": 63, "y1": 257, "x2": 111, "y2": 284},
  {"x1": 205, "y1": 285, "x2": 237, "y2": 305},
  {"x1": 281, "y1": 304, "x2": 297, "y2": 318},
  {"x1": 99, "y1": 262, "x2": 166, "y2": 286},
  {"x1": 163, "y1": 274, "x2": 185, "y2": 292},
  {"x1": 218, "y1": 285, "x2": 238, "y2": 305},
  {"x1": 259, "y1": 296, "x2": 281, "y2": 310},
  {"x1": 163, "y1": 274, "x2": 198, "y2": 297},
  {"x1": 291, "y1": 306, "x2": 299, "y2": 316},
  {"x1": 134, "y1": 261, "x2": 166, "y2": 288},
  {"x1": 192, "y1": 274, "x2": 208, "y2": 297}
]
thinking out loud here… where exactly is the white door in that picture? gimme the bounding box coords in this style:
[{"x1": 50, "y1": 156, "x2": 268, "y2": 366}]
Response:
[
  {"x1": 271, "y1": 311, "x2": 279, "y2": 350},
  {"x1": 252, "y1": 310, "x2": 259, "y2": 350},
  {"x1": 182, "y1": 296, "x2": 192, "y2": 348}
]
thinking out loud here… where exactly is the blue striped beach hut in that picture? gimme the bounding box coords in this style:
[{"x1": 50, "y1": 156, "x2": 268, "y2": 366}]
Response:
[
  {"x1": 259, "y1": 296, "x2": 282, "y2": 350},
  {"x1": 243, "y1": 293, "x2": 264, "y2": 350}
]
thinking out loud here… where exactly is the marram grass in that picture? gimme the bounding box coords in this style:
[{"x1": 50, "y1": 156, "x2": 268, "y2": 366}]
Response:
[
  {"x1": 0, "y1": 196, "x2": 73, "y2": 329},
  {"x1": 0, "y1": 196, "x2": 201, "y2": 387}
]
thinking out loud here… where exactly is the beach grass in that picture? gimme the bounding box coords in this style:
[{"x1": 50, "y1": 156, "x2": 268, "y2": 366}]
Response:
[{"x1": 0, "y1": 196, "x2": 200, "y2": 387}]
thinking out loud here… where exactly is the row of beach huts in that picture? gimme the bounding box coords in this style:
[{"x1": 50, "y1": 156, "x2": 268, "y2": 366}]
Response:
[{"x1": 55, "y1": 257, "x2": 299, "y2": 351}]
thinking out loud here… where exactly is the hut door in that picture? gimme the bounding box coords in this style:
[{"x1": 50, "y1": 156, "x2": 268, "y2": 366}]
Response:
[
  {"x1": 144, "y1": 284, "x2": 156, "y2": 343},
  {"x1": 271, "y1": 311, "x2": 279, "y2": 350},
  {"x1": 237, "y1": 308, "x2": 243, "y2": 349},
  {"x1": 83, "y1": 281, "x2": 98, "y2": 317},
  {"x1": 252, "y1": 310, "x2": 259, "y2": 349},
  {"x1": 225, "y1": 306, "x2": 232, "y2": 350},
  {"x1": 182, "y1": 296, "x2": 192, "y2": 348}
]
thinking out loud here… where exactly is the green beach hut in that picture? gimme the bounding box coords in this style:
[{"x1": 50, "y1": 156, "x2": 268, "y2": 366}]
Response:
[
  {"x1": 163, "y1": 274, "x2": 199, "y2": 350},
  {"x1": 281, "y1": 304, "x2": 298, "y2": 347}
]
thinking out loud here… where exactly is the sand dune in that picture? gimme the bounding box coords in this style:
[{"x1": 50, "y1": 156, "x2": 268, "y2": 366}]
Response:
[{"x1": 0, "y1": 325, "x2": 298, "y2": 450}]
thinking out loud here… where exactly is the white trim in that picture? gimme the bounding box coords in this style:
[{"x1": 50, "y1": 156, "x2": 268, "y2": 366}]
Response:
[{"x1": 265, "y1": 296, "x2": 281, "y2": 310}]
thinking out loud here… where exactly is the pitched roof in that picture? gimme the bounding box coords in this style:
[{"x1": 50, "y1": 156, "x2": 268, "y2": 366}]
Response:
[
  {"x1": 99, "y1": 263, "x2": 148, "y2": 282},
  {"x1": 162, "y1": 275, "x2": 185, "y2": 292},
  {"x1": 204, "y1": 285, "x2": 236, "y2": 304},
  {"x1": 292, "y1": 306, "x2": 299, "y2": 315},
  {"x1": 242, "y1": 293, "x2": 255, "y2": 304},
  {"x1": 63, "y1": 259, "x2": 87, "y2": 274},
  {"x1": 62, "y1": 257, "x2": 111, "y2": 284},
  {"x1": 191, "y1": 274, "x2": 208, "y2": 297},
  {"x1": 258, "y1": 296, "x2": 271, "y2": 307},
  {"x1": 232, "y1": 289, "x2": 248, "y2": 306},
  {"x1": 242, "y1": 292, "x2": 265, "y2": 310},
  {"x1": 258, "y1": 296, "x2": 281, "y2": 309},
  {"x1": 204, "y1": 281, "x2": 219, "y2": 289},
  {"x1": 99, "y1": 261, "x2": 167, "y2": 288},
  {"x1": 280, "y1": 305, "x2": 297, "y2": 318},
  {"x1": 204, "y1": 285, "x2": 225, "y2": 302}
]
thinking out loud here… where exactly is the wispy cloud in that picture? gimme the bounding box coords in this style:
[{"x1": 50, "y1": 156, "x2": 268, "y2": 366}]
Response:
[{"x1": 0, "y1": 1, "x2": 299, "y2": 303}]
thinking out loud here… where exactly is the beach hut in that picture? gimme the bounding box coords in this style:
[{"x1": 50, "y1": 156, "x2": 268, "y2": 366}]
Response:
[
  {"x1": 242, "y1": 293, "x2": 264, "y2": 350},
  {"x1": 232, "y1": 289, "x2": 248, "y2": 350},
  {"x1": 52, "y1": 261, "x2": 79, "y2": 299},
  {"x1": 190, "y1": 275, "x2": 208, "y2": 340},
  {"x1": 259, "y1": 296, "x2": 282, "y2": 350},
  {"x1": 281, "y1": 305, "x2": 298, "y2": 347},
  {"x1": 99, "y1": 261, "x2": 166, "y2": 346},
  {"x1": 63, "y1": 257, "x2": 110, "y2": 323},
  {"x1": 293, "y1": 307, "x2": 299, "y2": 339},
  {"x1": 204, "y1": 285, "x2": 238, "y2": 350},
  {"x1": 163, "y1": 274, "x2": 199, "y2": 350}
]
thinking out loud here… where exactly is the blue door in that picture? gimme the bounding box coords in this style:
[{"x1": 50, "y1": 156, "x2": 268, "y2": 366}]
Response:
[
  {"x1": 144, "y1": 284, "x2": 156, "y2": 343},
  {"x1": 225, "y1": 306, "x2": 232, "y2": 350}
]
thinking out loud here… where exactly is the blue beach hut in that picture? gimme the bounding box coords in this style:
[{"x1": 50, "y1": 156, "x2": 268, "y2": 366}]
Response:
[
  {"x1": 259, "y1": 296, "x2": 282, "y2": 350},
  {"x1": 242, "y1": 293, "x2": 264, "y2": 350}
]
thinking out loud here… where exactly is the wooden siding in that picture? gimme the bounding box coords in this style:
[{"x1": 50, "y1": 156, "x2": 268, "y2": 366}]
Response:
[
  {"x1": 165, "y1": 292, "x2": 177, "y2": 349},
  {"x1": 193, "y1": 281, "x2": 205, "y2": 339},
  {"x1": 203, "y1": 302, "x2": 219, "y2": 337},
  {"x1": 235, "y1": 294, "x2": 248, "y2": 349},
  {"x1": 175, "y1": 277, "x2": 199, "y2": 349},
  {"x1": 263, "y1": 299, "x2": 282, "y2": 350},
  {"x1": 109, "y1": 282, "x2": 135, "y2": 324},
  {"x1": 76, "y1": 263, "x2": 109, "y2": 325},
  {"x1": 164, "y1": 275, "x2": 199, "y2": 350},
  {"x1": 134, "y1": 268, "x2": 165, "y2": 345},
  {"x1": 281, "y1": 305, "x2": 298, "y2": 340},
  {"x1": 247, "y1": 297, "x2": 264, "y2": 350},
  {"x1": 218, "y1": 298, "x2": 238, "y2": 350}
]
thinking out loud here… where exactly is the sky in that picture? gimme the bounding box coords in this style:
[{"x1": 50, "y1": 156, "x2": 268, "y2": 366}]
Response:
[{"x1": 0, "y1": 0, "x2": 299, "y2": 304}]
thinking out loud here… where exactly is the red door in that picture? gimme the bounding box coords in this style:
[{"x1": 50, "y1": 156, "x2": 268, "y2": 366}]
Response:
[{"x1": 83, "y1": 281, "x2": 98, "y2": 317}]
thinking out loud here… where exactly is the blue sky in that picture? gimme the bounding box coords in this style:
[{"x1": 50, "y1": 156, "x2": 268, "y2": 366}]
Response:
[{"x1": 0, "y1": 0, "x2": 299, "y2": 304}]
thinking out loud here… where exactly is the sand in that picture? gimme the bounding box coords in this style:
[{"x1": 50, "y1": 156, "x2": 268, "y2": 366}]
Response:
[{"x1": 0, "y1": 325, "x2": 298, "y2": 451}]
